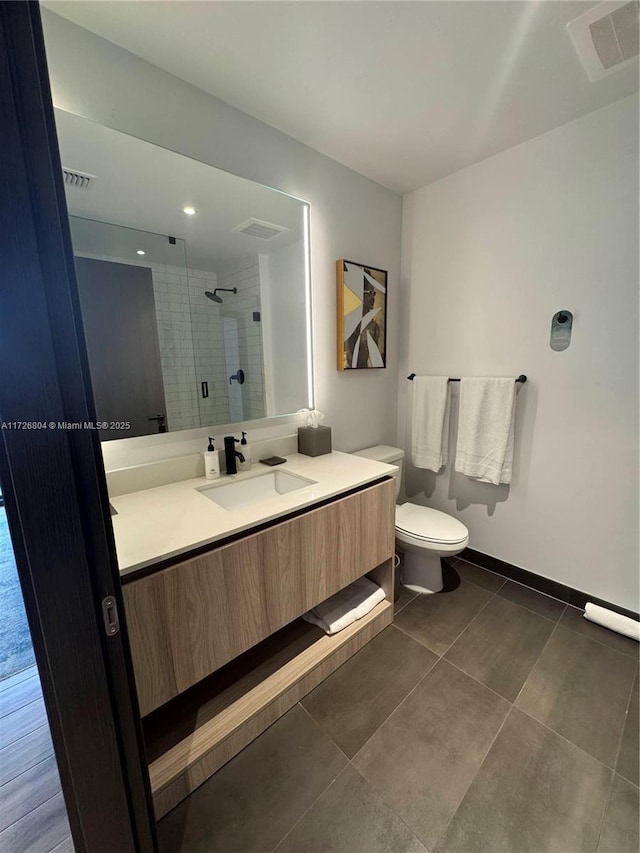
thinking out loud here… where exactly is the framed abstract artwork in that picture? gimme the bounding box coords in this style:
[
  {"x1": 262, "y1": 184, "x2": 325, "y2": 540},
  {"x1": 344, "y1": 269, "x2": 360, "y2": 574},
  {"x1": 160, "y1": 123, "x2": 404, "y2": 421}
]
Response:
[{"x1": 336, "y1": 259, "x2": 388, "y2": 370}]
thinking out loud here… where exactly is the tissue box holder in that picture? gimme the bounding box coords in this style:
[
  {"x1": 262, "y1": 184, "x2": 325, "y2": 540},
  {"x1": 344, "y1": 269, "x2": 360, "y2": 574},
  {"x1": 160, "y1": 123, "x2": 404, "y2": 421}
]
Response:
[{"x1": 298, "y1": 426, "x2": 332, "y2": 457}]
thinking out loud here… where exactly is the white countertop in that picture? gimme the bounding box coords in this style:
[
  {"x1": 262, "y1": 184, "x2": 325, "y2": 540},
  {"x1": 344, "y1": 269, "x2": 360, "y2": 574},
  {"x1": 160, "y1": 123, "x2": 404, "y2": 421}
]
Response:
[{"x1": 111, "y1": 451, "x2": 397, "y2": 577}]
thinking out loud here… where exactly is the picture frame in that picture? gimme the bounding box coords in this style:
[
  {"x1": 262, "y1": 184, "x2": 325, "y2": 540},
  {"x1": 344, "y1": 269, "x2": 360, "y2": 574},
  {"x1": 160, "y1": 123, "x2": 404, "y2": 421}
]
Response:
[{"x1": 336, "y1": 259, "x2": 388, "y2": 370}]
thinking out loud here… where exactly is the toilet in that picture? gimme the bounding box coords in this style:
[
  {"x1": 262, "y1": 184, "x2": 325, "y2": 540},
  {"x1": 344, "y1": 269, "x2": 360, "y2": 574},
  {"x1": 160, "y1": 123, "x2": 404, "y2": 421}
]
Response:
[{"x1": 353, "y1": 445, "x2": 469, "y2": 594}]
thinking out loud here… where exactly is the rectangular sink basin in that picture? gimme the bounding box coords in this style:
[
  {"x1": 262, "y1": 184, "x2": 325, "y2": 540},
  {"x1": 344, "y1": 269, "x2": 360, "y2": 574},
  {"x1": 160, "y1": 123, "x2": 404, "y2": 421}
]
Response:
[{"x1": 198, "y1": 470, "x2": 317, "y2": 511}]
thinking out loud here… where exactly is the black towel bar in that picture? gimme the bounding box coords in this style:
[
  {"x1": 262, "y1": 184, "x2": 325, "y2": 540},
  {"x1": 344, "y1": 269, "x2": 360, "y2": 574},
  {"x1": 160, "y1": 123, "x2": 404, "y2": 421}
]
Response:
[{"x1": 407, "y1": 374, "x2": 527, "y2": 383}]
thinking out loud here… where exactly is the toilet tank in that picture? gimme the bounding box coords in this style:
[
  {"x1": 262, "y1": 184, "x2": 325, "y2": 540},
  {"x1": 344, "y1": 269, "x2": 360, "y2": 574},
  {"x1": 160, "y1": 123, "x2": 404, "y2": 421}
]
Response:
[{"x1": 352, "y1": 445, "x2": 404, "y2": 499}]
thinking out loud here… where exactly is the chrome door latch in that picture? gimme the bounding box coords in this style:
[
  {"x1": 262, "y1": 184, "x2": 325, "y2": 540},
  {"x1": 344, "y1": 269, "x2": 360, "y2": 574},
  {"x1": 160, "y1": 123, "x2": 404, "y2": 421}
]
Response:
[{"x1": 102, "y1": 596, "x2": 120, "y2": 636}]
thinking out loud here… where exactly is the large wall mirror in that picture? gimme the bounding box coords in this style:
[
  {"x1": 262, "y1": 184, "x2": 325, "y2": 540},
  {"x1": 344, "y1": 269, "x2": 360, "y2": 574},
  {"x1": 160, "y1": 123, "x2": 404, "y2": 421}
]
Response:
[{"x1": 54, "y1": 110, "x2": 312, "y2": 441}]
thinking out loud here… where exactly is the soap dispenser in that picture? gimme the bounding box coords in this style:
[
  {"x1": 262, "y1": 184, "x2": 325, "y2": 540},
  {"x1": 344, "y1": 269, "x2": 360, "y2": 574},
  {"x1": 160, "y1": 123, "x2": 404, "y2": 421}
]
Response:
[
  {"x1": 239, "y1": 431, "x2": 252, "y2": 471},
  {"x1": 204, "y1": 437, "x2": 220, "y2": 480}
]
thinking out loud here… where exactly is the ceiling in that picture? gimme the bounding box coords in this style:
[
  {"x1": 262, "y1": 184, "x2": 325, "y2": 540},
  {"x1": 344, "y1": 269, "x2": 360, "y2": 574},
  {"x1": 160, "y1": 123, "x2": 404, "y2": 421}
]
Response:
[
  {"x1": 55, "y1": 110, "x2": 304, "y2": 270},
  {"x1": 45, "y1": 2, "x2": 638, "y2": 195}
]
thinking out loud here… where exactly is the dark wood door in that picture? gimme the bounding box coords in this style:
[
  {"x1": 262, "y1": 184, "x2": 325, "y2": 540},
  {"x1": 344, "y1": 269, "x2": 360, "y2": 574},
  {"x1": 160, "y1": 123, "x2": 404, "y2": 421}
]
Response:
[
  {"x1": 75, "y1": 256, "x2": 167, "y2": 440},
  {"x1": 0, "y1": 2, "x2": 157, "y2": 850}
]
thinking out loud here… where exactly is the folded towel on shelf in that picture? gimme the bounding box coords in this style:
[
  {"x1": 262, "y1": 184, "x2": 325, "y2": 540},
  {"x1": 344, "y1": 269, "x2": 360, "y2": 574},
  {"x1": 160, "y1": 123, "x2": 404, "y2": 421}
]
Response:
[
  {"x1": 302, "y1": 577, "x2": 385, "y2": 636},
  {"x1": 411, "y1": 376, "x2": 450, "y2": 472},
  {"x1": 455, "y1": 377, "x2": 517, "y2": 485}
]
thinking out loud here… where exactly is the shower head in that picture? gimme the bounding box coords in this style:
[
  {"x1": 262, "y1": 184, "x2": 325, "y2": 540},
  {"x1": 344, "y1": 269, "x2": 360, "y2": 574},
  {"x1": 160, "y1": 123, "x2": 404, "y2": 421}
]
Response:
[{"x1": 205, "y1": 287, "x2": 237, "y2": 304}]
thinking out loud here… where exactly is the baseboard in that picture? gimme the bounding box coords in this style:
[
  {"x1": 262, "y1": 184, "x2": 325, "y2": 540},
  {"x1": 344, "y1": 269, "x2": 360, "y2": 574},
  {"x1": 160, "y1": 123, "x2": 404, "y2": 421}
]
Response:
[{"x1": 460, "y1": 548, "x2": 639, "y2": 622}]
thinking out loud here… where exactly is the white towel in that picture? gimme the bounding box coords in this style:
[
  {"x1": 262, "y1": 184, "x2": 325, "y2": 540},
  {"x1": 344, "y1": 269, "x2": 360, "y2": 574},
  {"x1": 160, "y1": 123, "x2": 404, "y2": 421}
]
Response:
[
  {"x1": 411, "y1": 376, "x2": 450, "y2": 472},
  {"x1": 302, "y1": 577, "x2": 385, "y2": 636},
  {"x1": 584, "y1": 603, "x2": 640, "y2": 642},
  {"x1": 455, "y1": 378, "x2": 517, "y2": 485}
]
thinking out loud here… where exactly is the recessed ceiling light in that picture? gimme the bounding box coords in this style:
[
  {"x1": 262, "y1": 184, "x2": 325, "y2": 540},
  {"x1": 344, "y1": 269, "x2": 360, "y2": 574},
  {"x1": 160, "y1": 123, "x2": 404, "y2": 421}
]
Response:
[
  {"x1": 183, "y1": 206, "x2": 196, "y2": 216},
  {"x1": 136, "y1": 250, "x2": 146, "y2": 255}
]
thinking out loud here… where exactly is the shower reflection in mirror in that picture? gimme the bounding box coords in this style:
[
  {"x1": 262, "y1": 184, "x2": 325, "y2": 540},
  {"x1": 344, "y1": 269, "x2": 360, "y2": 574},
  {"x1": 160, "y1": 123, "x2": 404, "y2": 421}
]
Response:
[{"x1": 58, "y1": 108, "x2": 311, "y2": 440}]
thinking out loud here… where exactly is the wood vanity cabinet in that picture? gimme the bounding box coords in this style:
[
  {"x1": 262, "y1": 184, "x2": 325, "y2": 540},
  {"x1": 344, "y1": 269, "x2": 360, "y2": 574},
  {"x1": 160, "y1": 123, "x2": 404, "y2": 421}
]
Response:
[{"x1": 122, "y1": 477, "x2": 395, "y2": 817}]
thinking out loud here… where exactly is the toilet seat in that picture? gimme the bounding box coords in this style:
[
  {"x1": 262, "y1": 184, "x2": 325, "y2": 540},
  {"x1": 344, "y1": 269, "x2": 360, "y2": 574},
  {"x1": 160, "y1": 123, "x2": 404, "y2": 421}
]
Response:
[{"x1": 395, "y1": 503, "x2": 468, "y2": 545}]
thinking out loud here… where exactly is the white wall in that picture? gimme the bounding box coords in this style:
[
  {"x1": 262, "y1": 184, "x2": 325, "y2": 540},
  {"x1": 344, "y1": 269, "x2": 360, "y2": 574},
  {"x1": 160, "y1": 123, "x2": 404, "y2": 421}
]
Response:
[
  {"x1": 399, "y1": 96, "x2": 639, "y2": 611},
  {"x1": 42, "y1": 10, "x2": 402, "y2": 455}
]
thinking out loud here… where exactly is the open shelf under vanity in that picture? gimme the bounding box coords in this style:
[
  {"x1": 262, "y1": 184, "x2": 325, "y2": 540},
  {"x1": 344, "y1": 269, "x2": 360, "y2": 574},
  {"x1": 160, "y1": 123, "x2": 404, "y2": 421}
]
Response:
[{"x1": 143, "y1": 598, "x2": 393, "y2": 818}]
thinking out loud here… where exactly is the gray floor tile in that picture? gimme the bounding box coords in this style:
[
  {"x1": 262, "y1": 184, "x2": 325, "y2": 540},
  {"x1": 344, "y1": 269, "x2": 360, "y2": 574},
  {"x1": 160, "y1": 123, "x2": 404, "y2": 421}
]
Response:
[
  {"x1": 302, "y1": 625, "x2": 437, "y2": 757},
  {"x1": 436, "y1": 708, "x2": 611, "y2": 853},
  {"x1": 598, "y1": 774, "x2": 639, "y2": 853},
  {"x1": 560, "y1": 606, "x2": 639, "y2": 660},
  {"x1": 154, "y1": 569, "x2": 635, "y2": 852},
  {"x1": 353, "y1": 660, "x2": 509, "y2": 850},
  {"x1": 395, "y1": 584, "x2": 419, "y2": 615},
  {"x1": 275, "y1": 765, "x2": 428, "y2": 853},
  {"x1": 617, "y1": 668, "x2": 639, "y2": 787},
  {"x1": 445, "y1": 595, "x2": 555, "y2": 701},
  {"x1": 395, "y1": 581, "x2": 492, "y2": 656},
  {"x1": 497, "y1": 580, "x2": 565, "y2": 622},
  {"x1": 454, "y1": 560, "x2": 504, "y2": 593},
  {"x1": 157, "y1": 705, "x2": 346, "y2": 853},
  {"x1": 516, "y1": 625, "x2": 637, "y2": 766}
]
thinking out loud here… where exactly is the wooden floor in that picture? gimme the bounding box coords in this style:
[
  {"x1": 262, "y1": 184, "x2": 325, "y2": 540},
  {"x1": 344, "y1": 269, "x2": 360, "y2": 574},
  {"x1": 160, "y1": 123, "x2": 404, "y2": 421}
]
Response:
[{"x1": 0, "y1": 666, "x2": 74, "y2": 852}]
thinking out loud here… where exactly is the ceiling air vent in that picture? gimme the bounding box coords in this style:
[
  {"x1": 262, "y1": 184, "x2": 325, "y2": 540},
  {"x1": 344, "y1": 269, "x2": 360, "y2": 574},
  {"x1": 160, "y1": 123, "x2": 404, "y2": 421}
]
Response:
[
  {"x1": 62, "y1": 167, "x2": 97, "y2": 190},
  {"x1": 567, "y1": 1, "x2": 639, "y2": 81},
  {"x1": 231, "y1": 218, "x2": 289, "y2": 240}
]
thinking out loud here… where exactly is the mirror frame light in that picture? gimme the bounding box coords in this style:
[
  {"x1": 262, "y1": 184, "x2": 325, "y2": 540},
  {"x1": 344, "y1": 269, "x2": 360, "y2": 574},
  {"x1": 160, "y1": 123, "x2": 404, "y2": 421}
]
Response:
[{"x1": 303, "y1": 203, "x2": 314, "y2": 411}]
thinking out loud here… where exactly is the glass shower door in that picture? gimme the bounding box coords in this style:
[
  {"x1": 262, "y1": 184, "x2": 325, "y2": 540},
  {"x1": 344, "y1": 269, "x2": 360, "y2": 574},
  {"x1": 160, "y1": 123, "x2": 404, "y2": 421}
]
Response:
[{"x1": 192, "y1": 257, "x2": 267, "y2": 428}]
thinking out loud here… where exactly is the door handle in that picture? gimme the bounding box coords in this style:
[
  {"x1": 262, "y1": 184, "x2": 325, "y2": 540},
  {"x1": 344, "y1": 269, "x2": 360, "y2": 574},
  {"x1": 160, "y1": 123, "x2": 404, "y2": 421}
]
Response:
[
  {"x1": 147, "y1": 413, "x2": 167, "y2": 433},
  {"x1": 229, "y1": 369, "x2": 245, "y2": 385}
]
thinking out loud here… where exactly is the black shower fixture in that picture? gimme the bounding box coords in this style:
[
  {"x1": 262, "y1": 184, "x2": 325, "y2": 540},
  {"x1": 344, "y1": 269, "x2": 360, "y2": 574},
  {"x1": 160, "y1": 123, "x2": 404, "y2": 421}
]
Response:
[{"x1": 204, "y1": 287, "x2": 237, "y2": 304}]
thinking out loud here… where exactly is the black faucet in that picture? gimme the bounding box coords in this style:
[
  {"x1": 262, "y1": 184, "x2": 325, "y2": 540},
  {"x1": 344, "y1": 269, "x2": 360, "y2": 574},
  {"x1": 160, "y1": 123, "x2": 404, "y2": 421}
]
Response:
[{"x1": 224, "y1": 435, "x2": 245, "y2": 475}]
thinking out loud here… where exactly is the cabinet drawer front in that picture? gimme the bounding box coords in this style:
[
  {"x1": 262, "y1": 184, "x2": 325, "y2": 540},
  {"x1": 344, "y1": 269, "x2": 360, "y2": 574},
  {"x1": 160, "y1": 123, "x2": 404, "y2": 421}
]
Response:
[{"x1": 123, "y1": 479, "x2": 395, "y2": 715}]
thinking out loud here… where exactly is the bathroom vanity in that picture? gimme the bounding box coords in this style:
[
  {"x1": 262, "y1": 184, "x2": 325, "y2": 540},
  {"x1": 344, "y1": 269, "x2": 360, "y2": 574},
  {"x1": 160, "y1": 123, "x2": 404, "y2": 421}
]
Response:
[
  {"x1": 112, "y1": 452, "x2": 396, "y2": 818},
  {"x1": 53, "y1": 102, "x2": 398, "y2": 823}
]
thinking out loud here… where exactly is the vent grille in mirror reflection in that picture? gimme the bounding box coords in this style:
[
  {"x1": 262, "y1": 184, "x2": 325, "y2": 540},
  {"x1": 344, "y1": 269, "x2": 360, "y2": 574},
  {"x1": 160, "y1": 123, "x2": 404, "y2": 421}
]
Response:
[{"x1": 232, "y1": 218, "x2": 290, "y2": 240}]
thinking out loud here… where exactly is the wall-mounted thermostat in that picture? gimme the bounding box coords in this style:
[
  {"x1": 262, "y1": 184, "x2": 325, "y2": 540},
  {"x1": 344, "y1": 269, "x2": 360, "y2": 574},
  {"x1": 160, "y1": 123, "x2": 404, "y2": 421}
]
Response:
[{"x1": 550, "y1": 310, "x2": 574, "y2": 351}]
